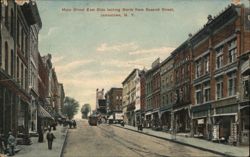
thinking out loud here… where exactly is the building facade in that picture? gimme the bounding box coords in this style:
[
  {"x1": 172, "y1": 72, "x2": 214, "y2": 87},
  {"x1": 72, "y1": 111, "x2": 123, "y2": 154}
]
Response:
[
  {"x1": 122, "y1": 69, "x2": 140, "y2": 126},
  {"x1": 105, "y1": 87, "x2": 123, "y2": 115},
  {"x1": 0, "y1": 0, "x2": 41, "y2": 136},
  {"x1": 160, "y1": 55, "x2": 175, "y2": 131},
  {"x1": 189, "y1": 4, "x2": 250, "y2": 145}
]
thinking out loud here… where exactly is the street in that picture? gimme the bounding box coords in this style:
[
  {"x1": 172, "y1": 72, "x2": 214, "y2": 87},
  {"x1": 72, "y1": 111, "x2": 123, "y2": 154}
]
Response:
[{"x1": 62, "y1": 120, "x2": 221, "y2": 157}]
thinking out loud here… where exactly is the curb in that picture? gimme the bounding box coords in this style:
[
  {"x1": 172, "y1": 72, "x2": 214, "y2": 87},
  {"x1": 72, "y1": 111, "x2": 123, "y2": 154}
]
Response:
[
  {"x1": 59, "y1": 127, "x2": 69, "y2": 157},
  {"x1": 113, "y1": 125, "x2": 236, "y2": 157}
]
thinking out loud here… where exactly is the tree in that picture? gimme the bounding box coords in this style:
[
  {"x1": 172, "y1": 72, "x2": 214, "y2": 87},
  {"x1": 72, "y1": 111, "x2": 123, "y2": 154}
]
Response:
[
  {"x1": 62, "y1": 96, "x2": 79, "y2": 119},
  {"x1": 81, "y1": 104, "x2": 91, "y2": 119}
]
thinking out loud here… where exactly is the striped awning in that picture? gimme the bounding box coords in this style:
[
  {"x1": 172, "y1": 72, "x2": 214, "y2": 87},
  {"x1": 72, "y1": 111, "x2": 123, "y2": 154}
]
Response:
[{"x1": 38, "y1": 105, "x2": 54, "y2": 120}]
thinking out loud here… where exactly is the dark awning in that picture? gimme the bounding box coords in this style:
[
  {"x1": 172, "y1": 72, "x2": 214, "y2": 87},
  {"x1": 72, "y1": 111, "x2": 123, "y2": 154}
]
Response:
[{"x1": 38, "y1": 105, "x2": 54, "y2": 120}]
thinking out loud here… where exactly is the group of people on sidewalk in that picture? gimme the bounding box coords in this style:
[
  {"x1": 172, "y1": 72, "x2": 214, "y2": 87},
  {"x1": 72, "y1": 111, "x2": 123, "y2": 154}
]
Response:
[{"x1": 0, "y1": 131, "x2": 16, "y2": 156}]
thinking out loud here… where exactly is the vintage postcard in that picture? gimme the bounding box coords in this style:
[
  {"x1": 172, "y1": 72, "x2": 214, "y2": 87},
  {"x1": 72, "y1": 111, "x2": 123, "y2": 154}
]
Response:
[{"x1": 0, "y1": 0, "x2": 249, "y2": 156}]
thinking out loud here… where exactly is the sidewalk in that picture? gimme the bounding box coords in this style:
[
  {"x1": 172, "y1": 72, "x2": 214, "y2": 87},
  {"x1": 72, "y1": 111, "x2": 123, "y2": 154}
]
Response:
[
  {"x1": 15, "y1": 125, "x2": 68, "y2": 157},
  {"x1": 114, "y1": 124, "x2": 249, "y2": 157}
]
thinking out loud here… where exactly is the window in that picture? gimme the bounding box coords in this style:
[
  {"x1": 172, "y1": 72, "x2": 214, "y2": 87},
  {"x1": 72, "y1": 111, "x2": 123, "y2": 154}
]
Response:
[
  {"x1": 195, "y1": 60, "x2": 201, "y2": 78},
  {"x1": 228, "y1": 73, "x2": 236, "y2": 96},
  {"x1": 204, "y1": 83, "x2": 210, "y2": 102},
  {"x1": 216, "y1": 46, "x2": 223, "y2": 69},
  {"x1": 5, "y1": 5, "x2": 9, "y2": 29},
  {"x1": 243, "y1": 80, "x2": 249, "y2": 98},
  {"x1": 216, "y1": 78, "x2": 223, "y2": 100},
  {"x1": 204, "y1": 55, "x2": 210, "y2": 74},
  {"x1": 17, "y1": 22, "x2": 20, "y2": 46},
  {"x1": 11, "y1": 50, "x2": 14, "y2": 77},
  {"x1": 25, "y1": 68, "x2": 28, "y2": 90},
  {"x1": 195, "y1": 86, "x2": 202, "y2": 104},
  {"x1": 16, "y1": 57, "x2": 19, "y2": 79},
  {"x1": 228, "y1": 38, "x2": 236, "y2": 49},
  {"x1": 216, "y1": 55, "x2": 223, "y2": 69},
  {"x1": 21, "y1": 30, "x2": 24, "y2": 52},
  {"x1": 21, "y1": 63, "x2": 23, "y2": 88},
  {"x1": 25, "y1": 36, "x2": 28, "y2": 57},
  {"x1": 5, "y1": 42, "x2": 8, "y2": 73},
  {"x1": 228, "y1": 48, "x2": 237, "y2": 63},
  {"x1": 11, "y1": 9, "x2": 14, "y2": 36}
]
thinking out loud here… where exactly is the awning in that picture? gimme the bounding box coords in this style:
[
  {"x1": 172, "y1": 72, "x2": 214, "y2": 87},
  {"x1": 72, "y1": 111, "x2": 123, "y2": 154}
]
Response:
[
  {"x1": 145, "y1": 111, "x2": 152, "y2": 116},
  {"x1": 38, "y1": 105, "x2": 54, "y2": 120}
]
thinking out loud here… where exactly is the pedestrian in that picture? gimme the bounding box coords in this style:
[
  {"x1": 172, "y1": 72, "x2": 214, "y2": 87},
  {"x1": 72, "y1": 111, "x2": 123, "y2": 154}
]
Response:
[
  {"x1": 46, "y1": 129, "x2": 55, "y2": 150},
  {"x1": 7, "y1": 132, "x2": 15, "y2": 156}
]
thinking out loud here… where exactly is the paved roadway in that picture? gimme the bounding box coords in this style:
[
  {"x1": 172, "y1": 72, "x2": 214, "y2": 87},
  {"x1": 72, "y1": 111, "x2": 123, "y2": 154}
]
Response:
[{"x1": 62, "y1": 119, "x2": 221, "y2": 157}]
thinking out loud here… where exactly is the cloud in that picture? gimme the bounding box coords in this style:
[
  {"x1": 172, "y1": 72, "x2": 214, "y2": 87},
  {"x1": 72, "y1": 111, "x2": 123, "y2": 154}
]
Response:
[
  {"x1": 129, "y1": 47, "x2": 175, "y2": 56},
  {"x1": 55, "y1": 59, "x2": 94, "y2": 73},
  {"x1": 96, "y1": 42, "x2": 138, "y2": 52},
  {"x1": 39, "y1": 27, "x2": 60, "y2": 42}
]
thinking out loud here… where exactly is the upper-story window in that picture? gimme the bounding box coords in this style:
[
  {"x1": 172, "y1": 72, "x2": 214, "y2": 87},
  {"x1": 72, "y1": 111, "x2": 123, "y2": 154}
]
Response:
[
  {"x1": 216, "y1": 46, "x2": 223, "y2": 69},
  {"x1": 5, "y1": 5, "x2": 9, "y2": 29},
  {"x1": 5, "y1": 42, "x2": 9, "y2": 73},
  {"x1": 243, "y1": 79, "x2": 249, "y2": 98},
  {"x1": 203, "y1": 82, "x2": 210, "y2": 102},
  {"x1": 216, "y1": 77, "x2": 223, "y2": 100},
  {"x1": 228, "y1": 73, "x2": 236, "y2": 96},
  {"x1": 11, "y1": 9, "x2": 14, "y2": 36},
  {"x1": 204, "y1": 55, "x2": 210, "y2": 74},
  {"x1": 195, "y1": 85, "x2": 202, "y2": 105},
  {"x1": 228, "y1": 39, "x2": 237, "y2": 64},
  {"x1": 195, "y1": 60, "x2": 201, "y2": 78},
  {"x1": 17, "y1": 21, "x2": 20, "y2": 46}
]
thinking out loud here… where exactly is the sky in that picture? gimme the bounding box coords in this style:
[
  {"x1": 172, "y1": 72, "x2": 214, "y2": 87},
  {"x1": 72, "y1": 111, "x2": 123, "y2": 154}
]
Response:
[{"x1": 36, "y1": 0, "x2": 249, "y2": 119}]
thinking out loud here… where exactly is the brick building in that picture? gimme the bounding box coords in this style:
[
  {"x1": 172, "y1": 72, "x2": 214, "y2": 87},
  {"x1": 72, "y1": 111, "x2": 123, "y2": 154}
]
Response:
[
  {"x1": 0, "y1": 0, "x2": 42, "y2": 136},
  {"x1": 172, "y1": 42, "x2": 192, "y2": 133},
  {"x1": 160, "y1": 55, "x2": 174, "y2": 131},
  {"x1": 151, "y1": 59, "x2": 161, "y2": 129},
  {"x1": 139, "y1": 70, "x2": 146, "y2": 127},
  {"x1": 189, "y1": 4, "x2": 250, "y2": 145},
  {"x1": 105, "y1": 87, "x2": 123, "y2": 114}
]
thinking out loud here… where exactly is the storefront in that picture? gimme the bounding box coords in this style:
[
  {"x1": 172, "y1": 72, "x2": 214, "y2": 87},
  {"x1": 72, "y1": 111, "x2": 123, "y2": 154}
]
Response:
[
  {"x1": 173, "y1": 106, "x2": 191, "y2": 133},
  {"x1": 240, "y1": 102, "x2": 249, "y2": 145},
  {"x1": 211, "y1": 104, "x2": 238, "y2": 143},
  {"x1": 145, "y1": 111, "x2": 152, "y2": 128},
  {"x1": 160, "y1": 109, "x2": 171, "y2": 131},
  {"x1": 152, "y1": 110, "x2": 160, "y2": 130},
  {"x1": 191, "y1": 103, "x2": 211, "y2": 139}
]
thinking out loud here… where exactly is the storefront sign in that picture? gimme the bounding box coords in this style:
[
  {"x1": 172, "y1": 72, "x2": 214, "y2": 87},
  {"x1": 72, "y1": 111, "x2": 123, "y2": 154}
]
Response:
[
  {"x1": 198, "y1": 119, "x2": 204, "y2": 124},
  {"x1": 212, "y1": 125, "x2": 219, "y2": 140}
]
